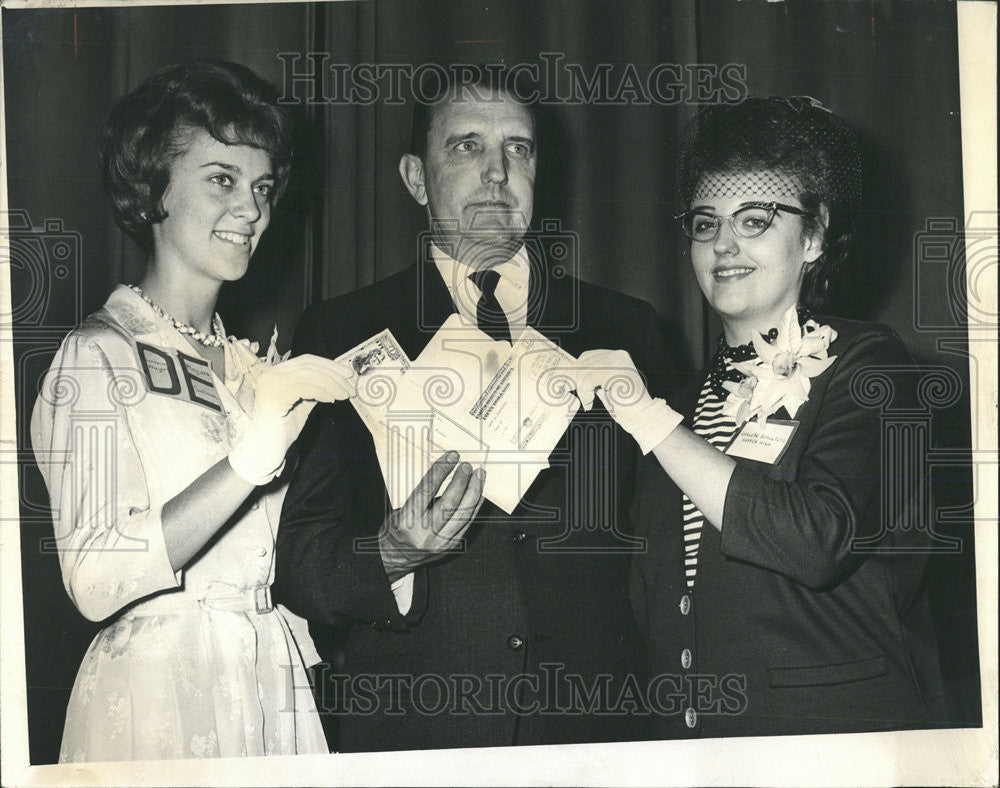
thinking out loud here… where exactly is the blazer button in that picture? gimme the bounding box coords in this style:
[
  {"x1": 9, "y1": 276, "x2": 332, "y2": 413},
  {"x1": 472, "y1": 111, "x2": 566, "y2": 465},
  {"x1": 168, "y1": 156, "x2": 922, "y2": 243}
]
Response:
[
  {"x1": 681, "y1": 648, "x2": 692, "y2": 670},
  {"x1": 684, "y1": 707, "x2": 698, "y2": 728},
  {"x1": 679, "y1": 594, "x2": 691, "y2": 616},
  {"x1": 507, "y1": 635, "x2": 525, "y2": 650},
  {"x1": 513, "y1": 531, "x2": 528, "y2": 544}
]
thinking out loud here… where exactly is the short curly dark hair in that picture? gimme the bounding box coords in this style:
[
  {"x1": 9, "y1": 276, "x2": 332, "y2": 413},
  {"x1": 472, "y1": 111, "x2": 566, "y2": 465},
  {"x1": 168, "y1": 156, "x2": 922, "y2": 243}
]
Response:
[
  {"x1": 677, "y1": 96, "x2": 863, "y2": 308},
  {"x1": 100, "y1": 59, "x2": 294, "y2": 253}
]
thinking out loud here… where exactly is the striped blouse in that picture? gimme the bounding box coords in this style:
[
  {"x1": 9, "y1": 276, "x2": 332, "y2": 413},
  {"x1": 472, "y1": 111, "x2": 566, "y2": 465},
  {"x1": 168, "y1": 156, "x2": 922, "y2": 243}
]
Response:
[{"x1": 680, "y1": 376, "x2": 740, "y2": 588}]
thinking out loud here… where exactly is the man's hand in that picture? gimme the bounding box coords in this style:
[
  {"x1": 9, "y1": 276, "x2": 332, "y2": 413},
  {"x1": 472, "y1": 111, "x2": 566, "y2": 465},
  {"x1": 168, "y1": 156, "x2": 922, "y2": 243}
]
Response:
[{"x1": 379, "y1": 451, "x2": 485, "y2": 581}]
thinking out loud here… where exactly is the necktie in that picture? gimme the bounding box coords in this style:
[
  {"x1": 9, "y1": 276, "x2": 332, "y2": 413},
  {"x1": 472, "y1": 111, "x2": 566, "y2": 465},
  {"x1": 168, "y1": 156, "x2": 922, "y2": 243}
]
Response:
[{"x1": 469, "y1": 269, "x2": 512, "y2": 344}]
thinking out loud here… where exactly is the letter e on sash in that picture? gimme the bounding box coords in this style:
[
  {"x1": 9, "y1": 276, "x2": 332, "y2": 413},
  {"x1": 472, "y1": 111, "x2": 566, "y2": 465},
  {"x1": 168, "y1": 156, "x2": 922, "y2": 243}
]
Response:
[{"x1": 177, "y1": 351, "x2": 223, "y2": 412}]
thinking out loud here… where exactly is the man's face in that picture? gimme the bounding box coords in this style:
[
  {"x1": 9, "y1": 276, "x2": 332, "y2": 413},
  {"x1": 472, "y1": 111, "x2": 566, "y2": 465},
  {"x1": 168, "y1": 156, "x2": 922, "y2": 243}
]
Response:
[{"x1": 400, "y1": 87, "x2": 537, "y2": 266}]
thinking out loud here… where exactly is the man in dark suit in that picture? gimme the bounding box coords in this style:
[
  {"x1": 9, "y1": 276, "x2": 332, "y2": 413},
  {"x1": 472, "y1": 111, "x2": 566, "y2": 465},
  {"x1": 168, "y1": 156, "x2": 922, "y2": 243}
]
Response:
[{"x1": 274, "y1": 65, "x2": 672, "y2": 752}]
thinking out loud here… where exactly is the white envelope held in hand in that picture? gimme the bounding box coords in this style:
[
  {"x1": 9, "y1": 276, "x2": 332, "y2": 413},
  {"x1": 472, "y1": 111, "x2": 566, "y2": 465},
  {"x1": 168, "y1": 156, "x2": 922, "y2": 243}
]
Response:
[{"x1": 339, "y1": 316, "x2": 581, "y2": 514}]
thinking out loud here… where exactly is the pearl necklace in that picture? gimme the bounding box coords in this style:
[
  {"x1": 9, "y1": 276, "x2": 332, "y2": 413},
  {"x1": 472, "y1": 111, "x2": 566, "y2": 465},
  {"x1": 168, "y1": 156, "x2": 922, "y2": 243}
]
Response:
[{"x1": 128, "y1": 284, "x2": 226, "y2": 348}]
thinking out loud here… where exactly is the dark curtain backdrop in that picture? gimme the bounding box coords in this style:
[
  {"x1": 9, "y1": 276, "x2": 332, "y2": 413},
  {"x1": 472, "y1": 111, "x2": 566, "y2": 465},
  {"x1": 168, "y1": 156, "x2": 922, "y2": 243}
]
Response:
[{"x1": 4, "y1": 0, "x2": 979, "y2": 764}]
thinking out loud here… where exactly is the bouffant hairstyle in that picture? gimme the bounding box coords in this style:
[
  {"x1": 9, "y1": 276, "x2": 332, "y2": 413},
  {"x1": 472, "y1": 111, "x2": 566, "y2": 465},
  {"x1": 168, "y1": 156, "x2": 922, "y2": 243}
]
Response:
[
  {"x1": 677, "y1": 96, "x2": 863, "y2": 308},
  {"x1": 100, "y1": 59, "x2": 293, "y2": 252}
]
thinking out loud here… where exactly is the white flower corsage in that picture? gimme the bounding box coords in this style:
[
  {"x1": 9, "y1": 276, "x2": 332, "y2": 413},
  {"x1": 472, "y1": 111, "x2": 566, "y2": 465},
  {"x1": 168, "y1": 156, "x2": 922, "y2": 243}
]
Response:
[
  {"x1": 225, "y1": 325, "x2": 290, "y2": 410},
  {"x1": 721, "y1": 305, "x2": 838, "y2": 425}
]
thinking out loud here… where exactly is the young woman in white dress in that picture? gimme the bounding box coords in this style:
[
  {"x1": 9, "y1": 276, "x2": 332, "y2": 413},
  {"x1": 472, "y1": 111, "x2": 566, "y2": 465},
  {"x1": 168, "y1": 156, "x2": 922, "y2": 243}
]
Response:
[{"x1": 31, "y1": 59, "x2": 354, "y2": 761}]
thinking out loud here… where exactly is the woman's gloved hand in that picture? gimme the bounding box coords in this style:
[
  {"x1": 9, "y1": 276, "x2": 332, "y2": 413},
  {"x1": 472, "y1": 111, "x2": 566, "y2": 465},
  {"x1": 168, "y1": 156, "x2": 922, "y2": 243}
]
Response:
[
  {"x1": 574, "y1": 349, "x2": 683, "y2": 454},
  {"x1": 228, "y1": 354, "x2": 356, "y2": 485}
]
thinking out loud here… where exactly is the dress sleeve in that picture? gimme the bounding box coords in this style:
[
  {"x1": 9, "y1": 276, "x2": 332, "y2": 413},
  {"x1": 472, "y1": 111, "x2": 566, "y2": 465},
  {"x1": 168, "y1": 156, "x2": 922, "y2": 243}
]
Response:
[
  {"x1": 30, "y1": 331, "x2": 181, "y2": 622},
  {"x1": 719, "y1": 328, "x2": 918, "y2": 589}
]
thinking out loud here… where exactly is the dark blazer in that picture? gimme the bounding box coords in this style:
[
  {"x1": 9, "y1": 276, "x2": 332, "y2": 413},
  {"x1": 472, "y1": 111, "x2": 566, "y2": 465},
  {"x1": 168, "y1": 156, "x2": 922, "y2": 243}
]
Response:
[
  {"x1": 631, "y1": 317, "x2": 945, "y2": 739},
  {"x1": 275, "y1": 259, "x2": 674, "y2": 752}
]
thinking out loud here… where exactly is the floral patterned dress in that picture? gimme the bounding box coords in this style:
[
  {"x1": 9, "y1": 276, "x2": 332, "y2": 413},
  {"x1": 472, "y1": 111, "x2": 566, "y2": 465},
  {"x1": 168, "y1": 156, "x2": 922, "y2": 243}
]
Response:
[{"x1": 30, "y1": 285, "x2": 328, "y2": 762}]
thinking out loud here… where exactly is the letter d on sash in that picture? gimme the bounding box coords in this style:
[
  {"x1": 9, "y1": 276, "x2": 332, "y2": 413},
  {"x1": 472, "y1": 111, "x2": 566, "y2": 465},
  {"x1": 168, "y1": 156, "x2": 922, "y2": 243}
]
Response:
[{"x1": 136, "y1": 341, "x2": 181, "y2": 395}]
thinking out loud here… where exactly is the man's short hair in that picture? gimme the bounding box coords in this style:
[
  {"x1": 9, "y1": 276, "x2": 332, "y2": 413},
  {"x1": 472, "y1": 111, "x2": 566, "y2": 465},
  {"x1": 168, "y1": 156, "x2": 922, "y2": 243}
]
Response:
[
  {"x1": 407, "y1": 63, "x2": 540, "y2": 159},
  {"x1": 100, "y1": 58, "x2": 294, "y2": 253}
]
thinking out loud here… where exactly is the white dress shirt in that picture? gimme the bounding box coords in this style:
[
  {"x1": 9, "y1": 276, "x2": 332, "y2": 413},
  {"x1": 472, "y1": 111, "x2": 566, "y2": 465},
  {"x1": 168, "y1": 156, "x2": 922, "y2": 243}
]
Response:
[{"x1": 431, "y1": 242, "x2": 531, "y2": 342}]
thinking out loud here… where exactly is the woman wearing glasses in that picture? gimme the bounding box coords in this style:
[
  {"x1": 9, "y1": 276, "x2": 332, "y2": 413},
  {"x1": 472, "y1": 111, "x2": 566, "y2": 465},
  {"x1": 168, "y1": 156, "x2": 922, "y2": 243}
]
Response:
[{"x1": 574, "y1": 97, "x2": 942, "y2": 737}]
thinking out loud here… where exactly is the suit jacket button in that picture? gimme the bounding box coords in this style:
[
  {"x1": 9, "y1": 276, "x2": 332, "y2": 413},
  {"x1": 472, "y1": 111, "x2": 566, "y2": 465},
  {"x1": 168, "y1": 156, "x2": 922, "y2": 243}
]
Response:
[
  {"x1": 513, "y1": 531, "x2": 528, "y2": 544},
  {"x1": 679, "y1": 594, "x2": 691, "y2": 616},
  {"x1": 681, "y1": 648, "x2": 692, "y2": 670},
  {"x1": 507, "y1": 635, "x2": 525, "y2": 650},
  {"x1": 685, "y1": 707, "x2": 698, "y2": 728}
]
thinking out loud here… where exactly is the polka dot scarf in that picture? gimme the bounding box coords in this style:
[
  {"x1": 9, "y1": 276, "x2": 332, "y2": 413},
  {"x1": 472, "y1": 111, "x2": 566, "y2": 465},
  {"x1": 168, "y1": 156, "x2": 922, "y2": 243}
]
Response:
[{"x1": 707, "y1": 308, "x2": 811, "y2": 399}]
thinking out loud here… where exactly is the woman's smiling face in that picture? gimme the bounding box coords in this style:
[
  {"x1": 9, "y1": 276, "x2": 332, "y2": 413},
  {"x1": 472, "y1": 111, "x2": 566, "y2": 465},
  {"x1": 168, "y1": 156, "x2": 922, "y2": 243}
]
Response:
[
  {"x1": 688, "y1": 172, "x2": 824, "y2": 343},
  {"x1": 151, "y1": 127, "x2": 275, "y2": 286}
]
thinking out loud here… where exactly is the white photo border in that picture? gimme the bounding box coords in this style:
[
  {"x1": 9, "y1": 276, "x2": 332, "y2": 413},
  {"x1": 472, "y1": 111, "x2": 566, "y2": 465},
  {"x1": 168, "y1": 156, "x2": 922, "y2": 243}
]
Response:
[{"x1": 1, "y1": 0, "x2": 996, "y2": 784}]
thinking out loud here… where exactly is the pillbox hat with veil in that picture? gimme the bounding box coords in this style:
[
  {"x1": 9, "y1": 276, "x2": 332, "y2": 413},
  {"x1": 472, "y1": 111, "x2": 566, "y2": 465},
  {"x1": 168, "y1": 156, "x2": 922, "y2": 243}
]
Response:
[{"x1": 677, "y1": 96, "x2": 864, "y2": 307}]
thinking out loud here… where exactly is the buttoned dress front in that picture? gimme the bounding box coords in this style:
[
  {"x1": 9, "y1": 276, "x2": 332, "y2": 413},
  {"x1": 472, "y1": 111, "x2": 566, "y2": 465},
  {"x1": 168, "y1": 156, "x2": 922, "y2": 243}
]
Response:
[
  {"x1": 31, "y1": 285, "x2": 328, "y2": 762},
  {"x1": 631, "y1": 318, "x2": 945, "y2": 738}
]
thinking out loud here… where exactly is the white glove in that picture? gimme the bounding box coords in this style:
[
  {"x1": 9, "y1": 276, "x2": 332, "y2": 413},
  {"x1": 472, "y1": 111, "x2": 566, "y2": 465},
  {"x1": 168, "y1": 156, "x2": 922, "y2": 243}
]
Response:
[
  {"x1": 574, "y1": 349, "x2": 682, "y2": 455},
  {"x1": 229, "y1": 354, "x2": 356, "y2": 485}
]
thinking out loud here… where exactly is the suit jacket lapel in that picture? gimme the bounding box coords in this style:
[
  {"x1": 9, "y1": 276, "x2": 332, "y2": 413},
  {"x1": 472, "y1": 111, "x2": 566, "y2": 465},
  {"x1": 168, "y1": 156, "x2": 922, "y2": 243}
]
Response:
[
  {"x1": 391, "y1": 262, "x2": 455, "y2": 362},
  {"x1": 525, "y1": 244, "x2": 578, "y2": 352},
  {"x1": 418, "y1": 259, "x2": 456, "y2": 331}
]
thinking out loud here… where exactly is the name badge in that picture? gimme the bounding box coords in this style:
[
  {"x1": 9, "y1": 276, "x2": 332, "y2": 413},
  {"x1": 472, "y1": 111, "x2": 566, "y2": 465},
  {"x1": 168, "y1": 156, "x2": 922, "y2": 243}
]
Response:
[
  {"x1": 134, "y1": 341, "x2": 223, "y2": 412},
  {"x1": 725, "y1": 418, "x2": 799, "y2": 465}
]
